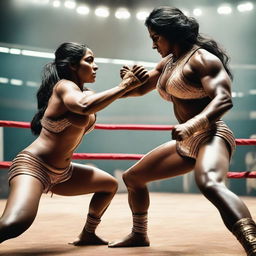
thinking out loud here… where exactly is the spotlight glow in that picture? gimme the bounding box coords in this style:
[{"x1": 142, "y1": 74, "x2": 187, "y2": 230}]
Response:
[
  {"x1": 237, "y1": 2, "x2": 254, "y2": 12},
  {"x1": 21, "y1": 50, "x2": 54, "y2": 58},
  {"x1": 136, "y1": 11, "x2": 149, "y2": 21},
  {"x1": 249, "y1": 89, "x2": 256, "y2": 95},
  {"x1": 0, "y1": 47, "x2": 9, "y2": 53},
  {"x1": 10, "y1": 48, "x2": 21, "y2": 55},
  {"x1": 52, "y1": 0, "x2": 61, "y2": 8},
  {"x1": 0, "y1": 77, "x2": 9, "y2": 84},
  {"x1": 31, "y1": 0, "x2": 49, "y2": 5},
  {"x1": 10, "y1": 79, "x2": 23, "y2": 86},
  {"x1": 76, "y1": 5, "x2": 90, "y2": 15},
  {"x1": 181, "y1": 10, "x2": 190, "y2": 16},
  {"x1": 26, "y1": 81, "x2": 39, "y2": 87},
  {"x1": 217, "y1": 5, "x2": 232, "y2": 15},
  {"x1": 115, "y1": 8, "x2": 130, "y2": 19},
  {"x1": 95, "y1": 7, "x2": 109, "y2": 17},
  {"x1": 64, "y1": 0, "x2": 76, "y2": 9},
  {"x1": 193, "y1": 8, "x2": 202, "y2": 16}
]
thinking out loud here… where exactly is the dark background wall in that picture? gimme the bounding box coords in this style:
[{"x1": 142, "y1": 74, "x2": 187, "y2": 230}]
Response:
[{"x1": 0, "y1": 0, "x2": 256, "y2": 198}]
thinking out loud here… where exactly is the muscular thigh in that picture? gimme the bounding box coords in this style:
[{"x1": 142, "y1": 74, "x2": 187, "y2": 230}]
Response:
[
  {"x1": 194, "y1": 136, "x2": 231, "y2": 182},
  {"x1": 3, "y1": 175, "x2": 44, "y2": 220},
  {"x1": 51, "y1": 163, "x2": 116, "y2": 196},
  {"x1": 126, "y1": 140, "x2": 195, "y2": 183}
]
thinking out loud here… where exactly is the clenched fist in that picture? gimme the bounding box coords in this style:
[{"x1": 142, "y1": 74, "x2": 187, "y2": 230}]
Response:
[{"x1": 120, "y1": 65, "x2": 149, "y2": 91}]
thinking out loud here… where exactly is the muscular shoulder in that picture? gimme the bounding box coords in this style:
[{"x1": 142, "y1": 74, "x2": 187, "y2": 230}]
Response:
[
  {"x1": 189, "y1": 49, "x2": 224, "y2": 78},
  {"x1": 55, "y1": 79, "x2": 80, "y2": 95}
]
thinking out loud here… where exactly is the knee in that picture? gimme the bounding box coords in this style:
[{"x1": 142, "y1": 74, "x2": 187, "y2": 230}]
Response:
[
  {"x1": 0, "y1": 216, "x2": 34, "y2": 242},
  {"x1": 122, "y1": 170, "x2": 144, "y2": 189},
  {"x1": 195, "y1": 171, "x2": 224, "y2": 197},
  {"x1": 111, "y1": 177, "x2": 118, "y2": 193},
  {"x1": 197, "y1": 181, "x2": 221, "y2": 197},
  {"x1": 104, "y1": 176, "x2": 118, "y2": 193},
  {"x1": 122, "y1": 171, "x2": 132, "y2": 188}
]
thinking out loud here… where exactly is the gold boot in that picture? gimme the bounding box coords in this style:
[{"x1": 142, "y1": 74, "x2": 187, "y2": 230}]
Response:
[{"x1": 232, "y1": 218, "x2": 256, "y2": 256}]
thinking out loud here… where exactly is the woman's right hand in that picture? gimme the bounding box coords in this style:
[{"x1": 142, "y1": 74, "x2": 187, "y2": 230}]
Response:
[{"x1": 120, "y1": 65, "x2": 149, "y2": 91}]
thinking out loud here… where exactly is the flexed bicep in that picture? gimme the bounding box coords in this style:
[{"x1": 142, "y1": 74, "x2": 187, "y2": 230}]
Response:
[
  {"x1": 201, "y1": 68, "x2": 232, "y2": 99},
  {"x1": 193, "y1": 51, "x2": 233, "y2": 123}
]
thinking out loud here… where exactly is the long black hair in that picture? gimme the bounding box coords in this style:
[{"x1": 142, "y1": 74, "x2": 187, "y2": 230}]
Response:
[
  {"x1": 145, "y1": 6, "x2": 233, "y2": 79},
  {"x1": 31, "y1": 42, "x2": 88, "y2": 135}
]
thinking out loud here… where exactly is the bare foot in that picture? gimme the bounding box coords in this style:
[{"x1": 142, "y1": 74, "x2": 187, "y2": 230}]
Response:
[
  {"x1": 69, "y1": 231, "x2": 108, "y2": 246},
  {"x1": 108, "y1": 232, "x2": 150, "y2": 247}
]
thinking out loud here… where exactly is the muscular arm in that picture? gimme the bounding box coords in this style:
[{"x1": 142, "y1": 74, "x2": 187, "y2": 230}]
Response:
[
  {"x1": 121, "y1": 58, "x2": 168, "y2": 97},
  {"x1": 55, "y1": 65, "x2": 148, "y2": 115},
  {"x1": 192, "y1": 50, "x2": 233, "y2": 123},
  {"x1": 172, "y1": 50, "x2": 233, "y2": 140},
  {"x1": 57, "y1": 81, "x2": 128, "y2": 115}
]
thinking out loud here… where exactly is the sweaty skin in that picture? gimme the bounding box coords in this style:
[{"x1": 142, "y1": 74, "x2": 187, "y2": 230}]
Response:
[
  {"x1": 108, "y1": 28, "x2": 251, "y2": 248},
  {"x1": 0, "y1": 47, "x2": 149, "y2": 245}
]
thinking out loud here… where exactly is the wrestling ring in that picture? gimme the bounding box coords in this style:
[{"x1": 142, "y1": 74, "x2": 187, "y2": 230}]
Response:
[{"x1": 0, "y1": 119, "x2": 256, "y2": 256}]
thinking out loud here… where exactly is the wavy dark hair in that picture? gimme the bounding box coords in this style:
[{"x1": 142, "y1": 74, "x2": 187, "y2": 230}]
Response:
[
  {"x1": 31, "y1": 42, "x2": 88, "y2": 135},
  {"x1": 145, "y1": 6, "x2": 233, "y2": 79}
]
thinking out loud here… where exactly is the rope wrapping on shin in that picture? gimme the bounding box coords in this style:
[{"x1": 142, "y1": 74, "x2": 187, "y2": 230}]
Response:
[
  {"x1": 84, "y1": 214, "x2": 101, "y2": 233},
  {"x1": 232, "y1": 218, "x2": 256, "y2": 256},
  {"x1": 132, "y1": 213, "x2": 148, "y2": 234}
]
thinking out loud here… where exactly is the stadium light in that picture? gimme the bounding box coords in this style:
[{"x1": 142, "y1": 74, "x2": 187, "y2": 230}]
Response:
[
  {"x1": 115, "y1": 8, "x2": 131, "y2": 19},
  {"x1": 193, "y1": 8, "x2": 202, "y2": 16},
  {"x1": 237, "y1": 2, "x2": 254, "y2": 12},
  {"x1": 217, "y1": 5, "x2": 232, "y2": 15},
  {"x1": 76, "y1": 5, "x2": 90, "y2": 15},
  {"x1": 95, "y1": 6, "x2": 110, "y2": 17},
  {"x1": 136, "y1": 11, "x2": 149, "y2": 21}
]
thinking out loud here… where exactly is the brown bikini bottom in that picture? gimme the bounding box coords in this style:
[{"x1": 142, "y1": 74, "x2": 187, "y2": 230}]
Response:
[
  {"x1": 8, "y1": 151, "x2": 73, "y2": 193},
  {"x1": 176, "y1": 120, "x2": 236, "y2": 159}
]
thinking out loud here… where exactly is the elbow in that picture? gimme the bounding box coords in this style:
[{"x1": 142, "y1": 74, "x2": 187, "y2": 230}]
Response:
[
  {"x1": 81, "y1": 104, "x2": 95, "y2": 115},
  {"x1": 225, "y1": 96, "x2": 233, "y2": 110},
  {"x1": 221, "y1": 95, "x2": 233, "y2": 112},
  {"x1": 75, "y1": 101, "x2": 95, "y2": 115},
  {"x1": 228, "y1": 100, "x2": 233, "y2": 110},
  {"x1": 77, "y1": 97, "x2": 98, "y2": 115}
]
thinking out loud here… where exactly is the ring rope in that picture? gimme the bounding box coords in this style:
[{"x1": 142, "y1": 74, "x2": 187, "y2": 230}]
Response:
[
  {"x1": 0, "y1": 120, "x2": 174, "y2": 131},
  {"x1": 0, "y1": 120, "x2": 255, "y2": 179},
  {"x1": 0, "y1": 156, "x2": 256, "y2": 178},
  {"x1": 0, "y1": 120, "x2": 255, "y2": 145},
  {"x1": 0, "y1": 158, "x2": 255, "y2": 178}
]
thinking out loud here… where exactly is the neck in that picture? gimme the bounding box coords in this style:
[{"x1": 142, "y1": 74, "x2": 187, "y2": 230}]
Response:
[
  {"x1": 172, "y1": 44, "x2": 194, "y2": 61},
  {"x1": 70, "y1": 74, "x2": 83, "y2": 90}
]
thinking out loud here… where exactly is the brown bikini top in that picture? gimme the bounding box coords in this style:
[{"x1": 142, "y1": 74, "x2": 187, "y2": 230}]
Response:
[{"x1": 40, "y1": 116, "x2": 72, "y2": 133}]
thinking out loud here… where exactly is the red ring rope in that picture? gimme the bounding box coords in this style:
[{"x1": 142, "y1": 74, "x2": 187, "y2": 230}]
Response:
[
  {"x1": 0, "y1": 120, "x2": 174, "y2": 131},
  {"x1": 0, "y1": 120, "x2": 255, "y2": 178},
  {"x1": 1, "y1": 120, "x2": 256, "y2": 145},
  {"x1": 0, "y1": 157, "x2": 255, "y2": 178}
]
